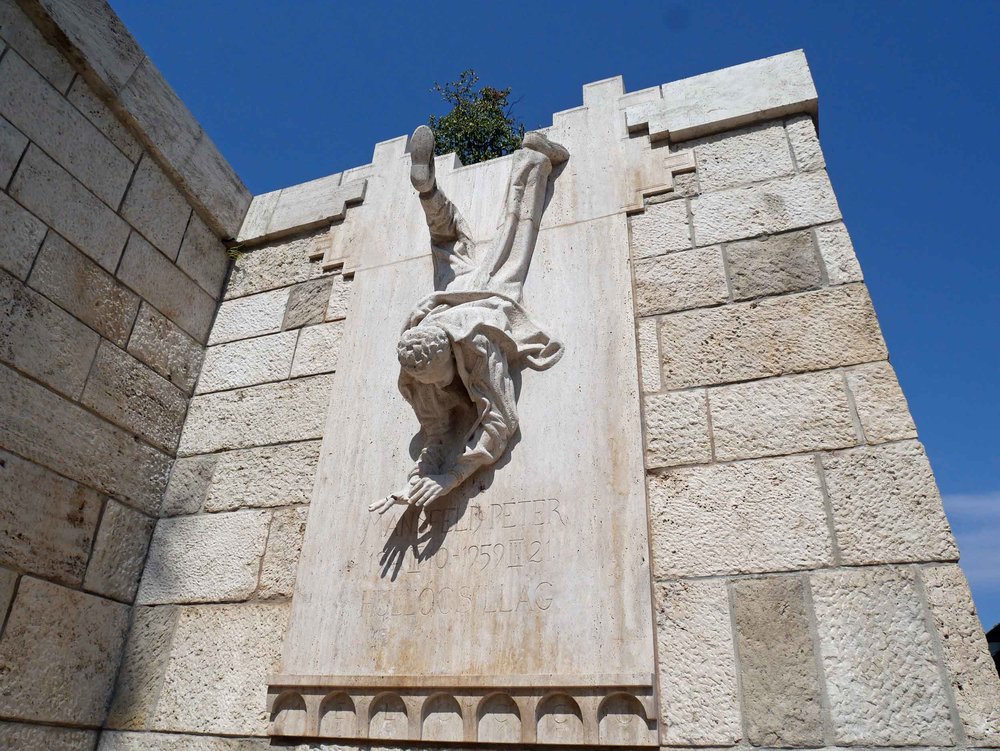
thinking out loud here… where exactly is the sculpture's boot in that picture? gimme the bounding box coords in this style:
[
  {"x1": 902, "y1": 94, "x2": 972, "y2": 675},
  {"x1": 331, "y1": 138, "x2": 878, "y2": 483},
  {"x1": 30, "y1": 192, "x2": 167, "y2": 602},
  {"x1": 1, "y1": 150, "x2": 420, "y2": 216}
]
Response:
[
  {"x1": 409, "y1": 125, "x2": 436, "y2": 194},
  {"x1": 522, "y1": 130, "x2": 569, "y2": 166}
]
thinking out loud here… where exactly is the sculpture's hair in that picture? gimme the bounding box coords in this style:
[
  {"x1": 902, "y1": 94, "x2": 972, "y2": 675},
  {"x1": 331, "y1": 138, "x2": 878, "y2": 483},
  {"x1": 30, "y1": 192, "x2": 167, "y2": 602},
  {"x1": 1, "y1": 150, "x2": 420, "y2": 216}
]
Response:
[{"x1": 397, "y1": 325, "x2": 451, "y2": 371}]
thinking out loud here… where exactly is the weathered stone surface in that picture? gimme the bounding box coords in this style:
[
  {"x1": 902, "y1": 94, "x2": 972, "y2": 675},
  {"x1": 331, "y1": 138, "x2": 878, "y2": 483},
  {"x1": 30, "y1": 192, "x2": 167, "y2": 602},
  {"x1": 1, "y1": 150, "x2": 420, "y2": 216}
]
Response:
[
  {"x1": 0, "y1": 268, "x2": 99, "y2": 397},
  {"x1": 118, "y1": 232, "x2": 215, "y2": 342},
  {"x1": 202, "y1": 441, "x2": 321, "y2": 512},
  {"x1": 0, "y1": 1, "x2": 75, "y2": 92},
  {"x1": 82, "y1": 341, "x2": 188, "y2": 453},
  {"x1": 137, "y1": 510, "x2": 270, "y2": 605},
  {"x1": 30, "y1": 232, "x2": 140, "y2": 347},
  {"x1": 0, "y1": 449, "x2": 102, "y2": 586},
  {"x1": 636, "y1": 317, "x2": 660, "y2": 393},
  {"x1": 0, "y1": 190, "x2": 45, "y2": 280},
  {"x1": 258, "y1": 507, "x2": 308, "y2": 599},
  {"x1": 659, "y1": 283, "x2": 886, "y2": 388},
  {"x1": 787, "y1": 114, "x2": 825, "y2": 171},
  {"x1": 691, "y1": 170, "x2": 841, "y2": 246},
  {"x1": 225, "y1": 231, "x2": 328, "y2": 299},
  {"x1": 920, "y1": 564, "x2": 1000, "y2": 745},
  {"x1": 821, "y1": 441, "x2": 957, "y2": 565},
  {"x1": 161, "y1": 455, "x2": 217, "y2": 516},
  {"x1": 732, "y1": 575, "x2": 823, "y2": 746},
  {"x1": 649, "y1": 456, "x2": 832, "y2": 577},
  {"x1": 710, "y1": 370, "x2": 857, "y2": 461},
  {"x1": 66, "y1": 75, "x2": 143, "y2": 162},
  {"x1": 179, "y1": 374, "x2": 335, "y2": 455},
  {"x1": 283, "y1": 276, "x2": 334, "y2": 329},
  {"x1": 691, "y1": 121, "x2": 795, "y2": 192},
  {"x1": 725, "y1": 229, "x2": 822, "y2": 300},
  {"x1": 810, "y1": 566, "x2": 954, "y2": 745},
  {"x1": 643, "y1": 389, "x2": 710, "y2": 468},
  {"x1": 9, "y1": 146, "x2": 130, "y2": 271},
  {"x1": 628, "y1": 198, "x2": 690, "y2": 259},
  {"x1": 196, "y1": 331, "x2": 296, "y2": 394},
  {"x1": 815, "y1": 221, "x2": 863, "y2": 284},
  {"x1": 84, "y1": 500, "x2": 156, "y2": 603},
  {"x1": 655, "y1": 579, "x2": 739, "y2": 745},
  {"x1": 0, "y1": 566, "x2": 15, "y2": 617},
  {"x1": 176, "y1": 212, "x2": 228, "y2": 297},
  {"x1": 0, "y1": 577, "x2": 129, "y2": 725},
  {"x1": 127, "y1": 302, "x2": 204, "y2": 394},
  {"x1": 120, "y1": 157, "x2": 192, "y2": 261},
  {"x1": 99, "y1": 730, "x2": 270, "y2": 751},
  {"x1": 0, "y1": 721, "x2": 96, "y2": 751},
  {"x1": 0, "y1": 114, "x2": 27, "y2": 188},
  {"x1": 0, "y1": 363, "x2": 170, "y2": 515},
  {"x1": 846, "y1": 361, "x2": 917, "y2": 443},
  {"x1": 210, "y1": 286, "x2": 290, "y2": 345},
  {"x1": 290, "y1": 321, "x2": 344, "y2": 377},
  {"x1": 325, "y1": 272, "x2": 352, "y2": 321},
  {"x1": 633, "y1": 246, "x2": 728, "y2": 315}
]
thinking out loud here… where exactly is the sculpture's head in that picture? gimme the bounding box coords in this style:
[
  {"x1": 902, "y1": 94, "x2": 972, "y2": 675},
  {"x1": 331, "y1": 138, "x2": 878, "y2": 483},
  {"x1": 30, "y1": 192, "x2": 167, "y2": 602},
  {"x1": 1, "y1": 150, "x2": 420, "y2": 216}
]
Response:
[{"x1": 397, "y1": 324, "x2": 455, "y2": 386}]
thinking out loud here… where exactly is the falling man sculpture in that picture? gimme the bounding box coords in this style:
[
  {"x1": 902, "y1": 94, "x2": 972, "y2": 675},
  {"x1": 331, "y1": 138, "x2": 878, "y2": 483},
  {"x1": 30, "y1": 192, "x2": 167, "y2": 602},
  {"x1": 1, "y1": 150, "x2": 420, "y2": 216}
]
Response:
[{"x1": 369, "y1": 125, "x2": 569, "y2": 514}]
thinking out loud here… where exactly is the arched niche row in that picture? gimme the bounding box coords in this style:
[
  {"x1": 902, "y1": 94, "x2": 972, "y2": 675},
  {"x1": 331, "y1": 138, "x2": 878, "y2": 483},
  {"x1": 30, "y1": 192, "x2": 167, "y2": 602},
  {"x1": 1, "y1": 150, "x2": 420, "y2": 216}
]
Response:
[
  {"x1": 598, "y1": 691, "x2": 652, "y2": 745},
  {"x1": 477, "y1": 692, "x2": 521, "y2": 743},
  {"x1": 535, "y1": 692, "x2": 584, "y2": 744},
  {"x1": 368, "y1": 691, "x2": 407, "y2": 739},
  {"x1": 319, "y1": 691, "x2": 356, "y2": 737},
  {"x1": 421, "y1": 692, "x2": 463, "y2": 742},
  {"x1": 270, "y1": 690, "x2": 308, "y2": 737}
]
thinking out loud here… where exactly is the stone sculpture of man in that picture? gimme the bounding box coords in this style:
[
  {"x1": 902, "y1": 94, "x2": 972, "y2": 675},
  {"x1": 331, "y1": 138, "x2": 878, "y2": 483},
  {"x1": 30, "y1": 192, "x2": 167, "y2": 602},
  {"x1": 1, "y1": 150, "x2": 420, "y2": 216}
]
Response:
[{"x1": 369, "y1": 125, "x2": 568, "y2": 514}]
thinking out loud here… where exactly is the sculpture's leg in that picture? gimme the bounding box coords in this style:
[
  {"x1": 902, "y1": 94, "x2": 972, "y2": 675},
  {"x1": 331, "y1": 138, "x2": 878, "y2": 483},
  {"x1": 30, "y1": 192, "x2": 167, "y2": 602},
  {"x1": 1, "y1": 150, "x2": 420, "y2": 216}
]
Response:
[{"x1": 410, "y1": 124, "x2": 472, "y2": 246}]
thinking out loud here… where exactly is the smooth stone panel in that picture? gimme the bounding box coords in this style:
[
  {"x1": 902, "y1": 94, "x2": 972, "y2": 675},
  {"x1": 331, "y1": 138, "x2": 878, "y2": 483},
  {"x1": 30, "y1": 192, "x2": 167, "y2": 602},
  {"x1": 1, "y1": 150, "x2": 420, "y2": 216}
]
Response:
[
  {"x1": 120, "y1": 157, "x2": 192, "y2": 260},
  {"x1": 127, "y1": 302, "x2": 205, "y2": 395},
  {"x1": 845, "y1": 361, "x2": 917, "y2": 444},
  {"x1": 689, "y1": 120, "x2": 795, "y2": 192},
  {"x1": 0, "y1": 190, "x2": 46, "y2": 280},
  {"x1": 0, "y1": 721, "x2": 96, "y2": 751},
  {"x1": 210, "y1": 287, "x2": 290, "y2": 345},
  {"x1": 83, "y1": 499, "x2": 156, "y2": 602},
  {"x1": 202, "y1": 441, "x2": 321, "y2": 512},
  {"x1": 289, "y1": 321, "x2": 343, "y2": 378},
  {"x1": 815, "y1": 222, "x2": 863, "y2": 284},
  {"x1": 196, "y1": 330, "x2": 297, "y2": 394},
  {"x1": 643, "y1": 389, "x2": 711, "y2": 468},
  {"x1": 725, "y1": 229, "x2": 823, "y2": 300},
  {"x1": 627, "y1": 199, "x2": 690, "y2": 259},
  {"x1": 633, "y1": 246, "x2": 728, "y2": 315},
  {"x1": 258, "y1": 507, "x2": 308, "y2": 599}
]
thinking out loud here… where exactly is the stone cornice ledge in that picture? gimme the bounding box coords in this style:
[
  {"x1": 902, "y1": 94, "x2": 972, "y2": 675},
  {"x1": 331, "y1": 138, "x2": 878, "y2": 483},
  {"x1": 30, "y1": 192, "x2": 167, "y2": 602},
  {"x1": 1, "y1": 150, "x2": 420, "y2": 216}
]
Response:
[{"x1": 17, "y1": 0, "x2": 252, "y2": 240}]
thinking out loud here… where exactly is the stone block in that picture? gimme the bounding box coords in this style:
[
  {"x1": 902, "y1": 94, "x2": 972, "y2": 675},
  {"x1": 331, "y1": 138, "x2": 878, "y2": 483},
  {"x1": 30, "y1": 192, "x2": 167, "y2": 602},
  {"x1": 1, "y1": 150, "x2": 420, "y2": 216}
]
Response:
[
  {"x1": 0, "y1": 268, "x2": 100, "y2": 397},
  {"x1": 643, "y1": 389, "x2": 710, "y2": 468},
  {"x1": 787, "y1": 114, "x2": 825, "y2": 171},
  {"x1": 258, "y1": 174, "x2": 365, "y2": 241},
  {"x1": 82, "y1": 341, "x2": 188, "y2": 453},
  {"x1": 127, "y1": 302, "x2": 204, "y2": 395},
  {"x1": 0, "y1": 1, "x2": 75, "y2": 92},
  {"x1": 196, "y1": 330, "x2": 296, "y2": 394},
  {"x1": 633, "y1": 246, "x2": 728, "y2": 315},
  {"x1": 179, "y1": 374, "x2": 335, "y2": 455},
  {"x1": 258, "y1": 506, "x2": 308, "y2": 599},
  {"x1": 83, "y1": 499, "x2": 156, "y2": 603},
  {"x1": 821, "y1": 441, "x2": 958, "y2": 565},
  {"x1": 0, "y1": 577, "x2": 129, "y2": 725},
  {"x1": 846, "y1": 361, "x2": 917, "y2": 444},
  {"x1": 283, "y1": 276, "x2": 334, "y2": 329},
  {"x1": 0, "y1": 721, "x2": 96, "y2": 751},
  {"x1": 225, "y1": 231, "x2": 329, "y2": 299},
  {"x1": 326, "y1": 272, "x2": 353, "y2": 321},
  {"x1": 136, "y1": 510, "x2": 270, "y2": 605},
  {"x1": 732, "y1": 575, "x2": 823, "y2": 746},
  {"x1": 0, "y1": 364, "x2": 170, "y2": 515},
  {"x1": 120, "y1": 156, "x2": 192, "y2": 260},
  {"x1": 0, "y1": 190, "x2": 46, "y2": 280},
  {"x1": 210, "y1": 286, "x2": 290, "y2": 345},
  {"x1": 290, "y1": 320, "x2": 344, "y2": 377},
  {"x1": 0, "y1": 114, "x2": 28, "y2": 187},
  {"x1": 725, "y1": 229, "x2": 822, "y2": 300},
  {"x1": 0, "y1": 566, "x2": 15, "y2": 616},
  {"x1": 161, "y1": 455, "x2": 217, "y2": 516},
  {"x1": 709, "y1": 370, "x2": 857, "y2": 461},
  {"x1": 117, "y1": 232, "x2": 216, "y2": 342},
  {"x1": 176, "y1": 212, "x2": 229, "y2": 297},
  {"x1": 636, "y1": 317, "x2": 660, "y2": 393},
  {"x1": 202, "y1": 441, "x2": 321, "y2": 512},
  {"x1": 648, "y1": 456, "x2": 832, "y2": 577},
  {"x1": 659, "y1": 283, "x2": 887, "y2": 388},
  {"x1": 691, "y1": 170, "x2": 841, "y2": 246},
  {"x1": 174, "y1": 129, "x2": 252, "y2": 241},
  {"x1": 30, "y1": 232, "x2": 140, "y2": 347},
  {"x1": 654, "y1": 579, "x2": 740, "y2": 745},
  {"x1": 99, "y1": 731, "x2": 270, "y2": 751},
  {"x1": 0, "y1": 448, "x2": 102, "y2": 586},
  {"x1": 66, "y1": 75, "x2": 143, "y2": 162},
  {"x1": 0, "y1": 50, "x2": 133, "y2": 206},
  {"x1": 627, "y1": 198, "x2": 690, "y2": 258},
  {"x1": 810, "y1": 566, "x2": 954, "y2": 745},
  {"x1": 815, "y1": 221, "x2": 863, "y2": 284},
  {"x1": 690, "y1": 121, "x2": 795, "y2": 192},
  {"x1": 920, "y1": 564, "x2": 1000, "y2": 745},
  {"x1": 9, "y1": 146, "x2": 130, "y2": 271}
]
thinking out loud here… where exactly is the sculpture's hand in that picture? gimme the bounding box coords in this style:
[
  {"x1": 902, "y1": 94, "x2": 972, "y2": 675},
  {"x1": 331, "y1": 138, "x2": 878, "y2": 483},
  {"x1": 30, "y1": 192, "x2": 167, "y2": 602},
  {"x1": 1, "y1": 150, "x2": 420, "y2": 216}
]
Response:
[
  {"x1": 406, "y1": 474, "x2": 454, "y2": 507},
  {"x1": 368, "y1": 492, "x2": 405, "y2": 515}
]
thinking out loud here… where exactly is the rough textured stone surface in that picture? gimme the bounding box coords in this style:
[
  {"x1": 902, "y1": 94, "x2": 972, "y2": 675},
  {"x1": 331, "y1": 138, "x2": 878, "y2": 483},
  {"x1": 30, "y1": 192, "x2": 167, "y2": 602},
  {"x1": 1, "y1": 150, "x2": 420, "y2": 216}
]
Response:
[
  {"x1": 0, "y1": 566, "x2": 15, "y2": 617},
  {"x1": 821, "y1": 442, "x2": 958, "y2": 565},
  {"x1": 655, "y1": 579, "x2": 739, "y2": 745},
  {"x1": 176, "y1": 213, "x2": 229, "y2": 297},
  {"x1": 691, "y1": 170, "x2": 841, "y2": 246},
  {"x1": 161, "y1": 455, "x2": 217, "y2": 516},
  {"x1": 258, "y1": 506, "x2": 308, "y2": 599},
  {"x1": 649, "y1": 456, "x2": 831, "y2": 577},
  {"x1": 732, "y1": 575, "x2": 824, "y2": 746},
  {"x1": 643, "y1": 389, "x2": 710, "y2": 468},
  {"x1": 29, "y1": 232, "x2": 140, "y2": 347},
  {"x1": 196, "y1": 331, "x2": 296, "y2": 394},
  {"x1": 179, "y1": 374, "x2": 335, "y2": 455},
  {"x1": 283, "y1": 276, "x2": 334, "y2": 329},
  {"x1": 846, "y1": 361, "x2": 917, "y2": 443},
  {"x1": 66, "y1": 75, "x2": 142, "y2": 162},
  {"x1": 659, "y1": 283, "x2": 886, "y2": 388},
  {"x1": 202, "y1": 441, "x2": 321, "y2": 512},
  {"x1": 0, "y1": 449, "x2": 102, "y2": 586},
  {"x1": 725, "y1": 229, "x2": 822, "y2": 300},
  {"x1": 710, "y1": 370, "x2": 857, "y2": 461},
  {"x1": 0, "y1": 190, "x2": 46, "y2": 280},
  {"x1": 787, "y1": 114, "x2": 825, "y2": 171},
  {"x1": 0, "y1": 115, "x2": 26, "y2": 189},
  {"x1": 920, "y1": 564, "x2": 1000, "y2": 745},
  {"x1": 325, "y1": 273, "x2": 352, "y2": 321},
  {"x1": 290, "y1": 321, "x2": 344, "y2": 377},
  {"x1": 628, "y1": 198, "x2": 690, "y2": 259},
  {"x1": 83, "y1": 500, "x2": 156, "y2": 602},
  {"x1": 210, "y1": 286, "x2": 290, "y2": 345},
  {"x1": 0, "y1": 577, "x2": 129, "y2": 725},
  {"x1": 0, "y1": 1, "x2": 75, "y2": 92},
  {"x1": 691, "y1": 121, "x2": 795, "y2": 192},
  {"x1": 82, "y1": 341, "x2": 188, "y2": 453},
  {"x1": 815, "y1": 222, "x2": 863, "y2": 284},
  {"x1": 99, "y1": 731, "x2": 270, "y2": 751},
  {"x1": 225, "y1": 232, "x2": 328, "y2": 299},
  {"x1": 137, "y1": 510, "x2": 270, "y2": 604},
  {"x1": 633, "y1": 246, "x2": 728, "y2": 315},
  {"x1": 127, "y1": 303, "x2": 205, "y2": 395},
  {"x1": 0, "y1": 721, "x2": 96, "y2": 750},
  {"x1": 636, "y1": 317, "x2": 660, "y2": 393},
  {"x1": 810, "y1": 566, "x2": 954, "y2": 745},
  {"x1": 120, "y1": 157, "x2": 192, "y2": 260}
]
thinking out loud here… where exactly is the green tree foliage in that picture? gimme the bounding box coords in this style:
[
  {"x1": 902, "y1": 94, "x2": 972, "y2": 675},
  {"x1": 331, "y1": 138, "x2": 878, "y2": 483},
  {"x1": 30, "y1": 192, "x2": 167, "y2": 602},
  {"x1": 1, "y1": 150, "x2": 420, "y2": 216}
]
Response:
[{"x1": 428, "y1": 70, "x2": 525, "y2": 166}]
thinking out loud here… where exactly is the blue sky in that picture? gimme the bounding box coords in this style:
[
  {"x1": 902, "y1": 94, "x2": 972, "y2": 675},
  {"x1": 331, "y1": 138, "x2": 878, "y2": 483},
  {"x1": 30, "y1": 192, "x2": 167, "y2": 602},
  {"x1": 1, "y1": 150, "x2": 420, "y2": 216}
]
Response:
[{"x1": 110, "y1": 1, "x2": 1000, "y2": 627}]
